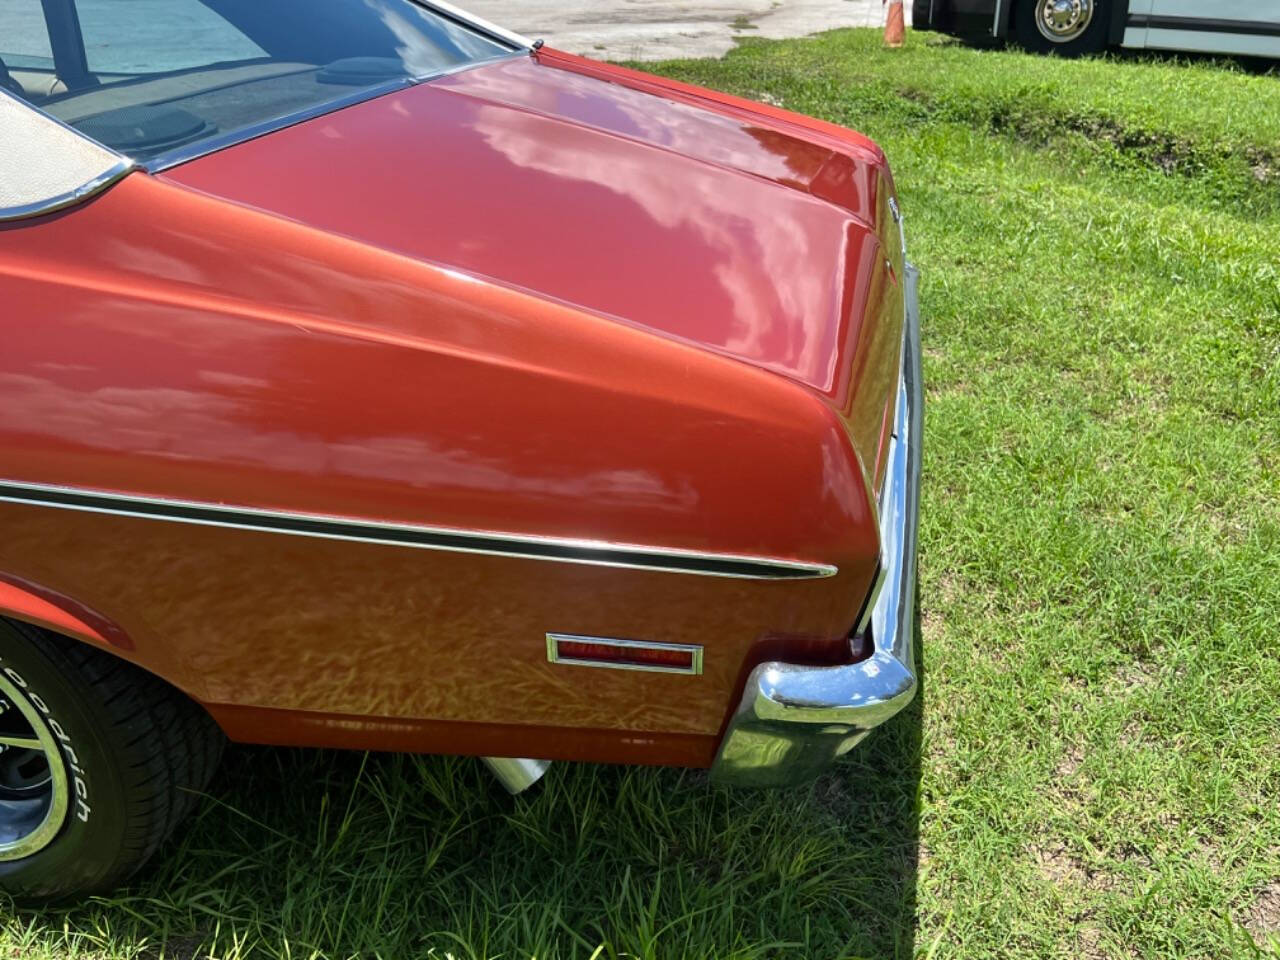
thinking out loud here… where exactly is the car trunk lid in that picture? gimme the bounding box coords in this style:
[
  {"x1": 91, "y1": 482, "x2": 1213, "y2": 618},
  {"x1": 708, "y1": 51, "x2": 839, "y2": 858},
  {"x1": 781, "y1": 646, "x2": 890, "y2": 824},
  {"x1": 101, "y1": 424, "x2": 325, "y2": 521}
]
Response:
[{"x1": 163, "y1": 52, "x2": 904, "y2": 488}]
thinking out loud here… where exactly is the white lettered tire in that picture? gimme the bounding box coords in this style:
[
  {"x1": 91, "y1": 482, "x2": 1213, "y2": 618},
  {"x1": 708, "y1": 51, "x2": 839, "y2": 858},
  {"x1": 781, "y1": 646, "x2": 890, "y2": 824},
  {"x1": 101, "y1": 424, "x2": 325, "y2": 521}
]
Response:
[{"x1": 0, "y1": 618, "x2": 224, "y2": 900}]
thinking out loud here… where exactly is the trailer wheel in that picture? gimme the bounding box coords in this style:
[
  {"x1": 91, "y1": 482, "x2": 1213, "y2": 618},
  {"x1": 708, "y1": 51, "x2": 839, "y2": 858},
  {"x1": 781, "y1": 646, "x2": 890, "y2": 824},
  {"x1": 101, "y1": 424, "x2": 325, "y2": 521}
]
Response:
[{"x1": 1014, "y1": 0, "x2": 1110, "y2": 55}]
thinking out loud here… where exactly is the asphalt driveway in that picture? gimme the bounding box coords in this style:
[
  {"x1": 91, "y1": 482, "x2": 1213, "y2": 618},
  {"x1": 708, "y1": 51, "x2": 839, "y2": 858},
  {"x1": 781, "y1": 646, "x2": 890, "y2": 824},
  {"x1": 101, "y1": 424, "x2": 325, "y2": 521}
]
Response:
[{"x1": 462, "y1": 0, "x2": 909, "y2": 60}]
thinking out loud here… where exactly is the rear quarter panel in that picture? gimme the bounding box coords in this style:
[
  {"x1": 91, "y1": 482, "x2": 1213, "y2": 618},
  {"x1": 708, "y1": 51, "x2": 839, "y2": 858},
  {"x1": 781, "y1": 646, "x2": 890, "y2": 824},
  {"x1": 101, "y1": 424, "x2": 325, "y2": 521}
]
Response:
[{"x1": 0, "y1": 172, "x2": 880, "y2": 765}]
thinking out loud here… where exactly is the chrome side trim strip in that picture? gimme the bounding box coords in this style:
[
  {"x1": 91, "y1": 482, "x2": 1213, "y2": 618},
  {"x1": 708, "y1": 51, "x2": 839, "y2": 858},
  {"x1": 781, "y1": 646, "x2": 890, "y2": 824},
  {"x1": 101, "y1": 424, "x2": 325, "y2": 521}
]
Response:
[
  {"x1": 0, "y1": 157, "x2": 136, "y2": 222},
  {"x1": 546, "y1": 633, "x2": 704, "y2": 675},
  {"x1": 0, "y1": 479, "x2": 836, "y2": 581}
]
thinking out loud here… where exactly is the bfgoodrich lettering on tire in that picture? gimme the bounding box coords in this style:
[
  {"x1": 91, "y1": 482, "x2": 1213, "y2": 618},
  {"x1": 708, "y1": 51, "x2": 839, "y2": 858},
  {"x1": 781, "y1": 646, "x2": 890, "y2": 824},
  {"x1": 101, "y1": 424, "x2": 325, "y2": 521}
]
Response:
[{"x1": 0, "y1": 618, "x2": 224, "y2": 900}]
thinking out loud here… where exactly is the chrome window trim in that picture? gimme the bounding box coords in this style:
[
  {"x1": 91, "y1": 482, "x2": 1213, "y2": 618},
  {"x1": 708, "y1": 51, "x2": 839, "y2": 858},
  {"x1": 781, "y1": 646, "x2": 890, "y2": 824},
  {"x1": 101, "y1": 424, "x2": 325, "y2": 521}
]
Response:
[
  {"x1": 0, "y1": 156, "x2": 136, "y2": 222},
  {"x1": 418, "y1": 0, "x2": 533, "y2": 49},
  {"x1": 546, "y1": 634, "x2": 704, "y2": 675},
  {"x1": 0, "y1": 88, "x2": 137, "y2": 222},
  {"x1": 142, "y1": 74, "x2": 410, "y2": 172},
  {"x1": 143, "y1": 50, "x2": 524, "y2": 173},
  {"x1": 0, "y1": 479, "x2": 837, "y2": 581},
  {"x1": 4, "y1": 2, "x2": 529, "y2": 181}
]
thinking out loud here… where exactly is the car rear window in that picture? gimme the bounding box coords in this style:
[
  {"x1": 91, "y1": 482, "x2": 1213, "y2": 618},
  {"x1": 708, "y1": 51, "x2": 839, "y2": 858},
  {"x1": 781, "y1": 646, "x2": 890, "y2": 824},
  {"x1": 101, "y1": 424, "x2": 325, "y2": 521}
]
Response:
[
  {"x1": 1, "y1": 0, "x2": 514, "y2": 164},
  {"x1": 75, "y1": 0, "x2": 268, "y2": 74}
]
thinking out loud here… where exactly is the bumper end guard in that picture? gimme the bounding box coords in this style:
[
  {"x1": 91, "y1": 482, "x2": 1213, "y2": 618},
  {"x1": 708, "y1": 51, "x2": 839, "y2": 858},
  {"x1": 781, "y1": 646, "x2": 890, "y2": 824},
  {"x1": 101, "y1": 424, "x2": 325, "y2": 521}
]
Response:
[{"x1": 711, "y1": 264, "x2": 923, "y2": 787}]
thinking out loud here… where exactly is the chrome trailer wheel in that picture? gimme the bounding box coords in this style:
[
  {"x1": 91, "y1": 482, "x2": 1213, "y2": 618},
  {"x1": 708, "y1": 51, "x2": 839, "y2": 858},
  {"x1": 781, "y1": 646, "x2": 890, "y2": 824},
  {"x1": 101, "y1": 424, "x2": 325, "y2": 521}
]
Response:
[
  {"x1": 1015, "y1": 0, "x2": 1109, "y2": 55},
  {"x1": 1034, "y1": 0, "x2": 1094, "y2": 44},
  {"x1": 0, "y1": 671, "x2": 68, "y2": 861}
]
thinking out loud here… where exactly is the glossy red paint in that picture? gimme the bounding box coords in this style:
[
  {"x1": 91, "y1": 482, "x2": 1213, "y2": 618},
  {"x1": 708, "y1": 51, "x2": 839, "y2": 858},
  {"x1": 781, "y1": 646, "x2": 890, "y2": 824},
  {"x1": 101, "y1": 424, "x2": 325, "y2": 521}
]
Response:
[
  {"x1": 0, "y1": 576, "x2": 122, "y2": 651},
  {"x1": 167, "y1": 52, "x2": 904, "y2": 481},
  {"x1": 0, "y1": 50, "x2": 902, "y2": 765}
]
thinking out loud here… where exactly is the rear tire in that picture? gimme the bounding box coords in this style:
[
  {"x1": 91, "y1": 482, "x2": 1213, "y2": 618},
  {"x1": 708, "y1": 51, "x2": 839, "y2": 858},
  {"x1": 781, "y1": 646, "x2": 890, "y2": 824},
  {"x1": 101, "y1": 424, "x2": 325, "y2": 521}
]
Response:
[
  {"x1": 0, "y1": 618, "x2": 224, "y2": 900},
  {"x1": 1014, "y1": 0, "x2": 1110, "y2": 56}
]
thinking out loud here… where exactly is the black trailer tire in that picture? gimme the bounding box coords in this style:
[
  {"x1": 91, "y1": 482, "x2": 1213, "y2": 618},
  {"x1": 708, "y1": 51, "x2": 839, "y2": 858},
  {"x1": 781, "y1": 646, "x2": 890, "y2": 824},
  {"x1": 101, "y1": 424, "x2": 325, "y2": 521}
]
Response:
[
  {"x1": 1014, "y1": 0, "x2": 1110, "y2": 55},
  {"x1": 0, "y1": 618, "x2": 224, "y2": 900},
  {"x1": 912, "y1": 0, "x2": 934, "y2": 30}
]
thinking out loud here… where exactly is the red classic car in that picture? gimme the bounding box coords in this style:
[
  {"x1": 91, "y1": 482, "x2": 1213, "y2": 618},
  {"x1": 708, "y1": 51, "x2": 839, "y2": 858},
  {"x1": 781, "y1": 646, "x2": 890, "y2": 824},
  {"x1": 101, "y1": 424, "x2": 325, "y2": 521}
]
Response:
[{"x1": 0, "y1": 0, "x2": 921, "y2": 899}]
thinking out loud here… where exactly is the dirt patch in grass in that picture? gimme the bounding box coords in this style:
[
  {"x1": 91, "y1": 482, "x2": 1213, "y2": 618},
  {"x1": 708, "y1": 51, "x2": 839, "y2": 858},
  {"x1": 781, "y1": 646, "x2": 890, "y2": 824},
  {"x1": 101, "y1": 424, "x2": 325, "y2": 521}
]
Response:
[
  {"x1": 1245, "y1": 880, "x2": 1280, "y2": 944},
  {"x1": 1044, "y1": 742, "x2": 1094, "y2": 814},
  {"x1": 752, "y1": 90, "x2": 784, "y2": 107},
  {"x1": 1033, "y1": 841, "x2": 1089, "y2": 887},
  {"x1": 1247, "y1": 147, "x2": 1280, "y2": 184},
  {"x1": 894, "y1": 85, "x2": 1280, "y2": 189},
  {"x1": 1031, "y1": 839, "x2": 1121, "y2": 895},
  {"x1": 920, "y1": 606, "x2": 944, "y2": 641},
  {"x1": 1195, "y1": 836, "x2": 1227, "y2": 875},
  {"x1": 1119, "y1": 717, "x2": 1149, "y2": 748},
  {"x1": 1075, "y1": 925, "x2": 1113, "y2": 960},
  {"x1": 1106, "y1": 660, "x2": 1159, "y2": 696},
  {"x1": 1055, "y1": 744, "x2": 1085, "y2": 781}
]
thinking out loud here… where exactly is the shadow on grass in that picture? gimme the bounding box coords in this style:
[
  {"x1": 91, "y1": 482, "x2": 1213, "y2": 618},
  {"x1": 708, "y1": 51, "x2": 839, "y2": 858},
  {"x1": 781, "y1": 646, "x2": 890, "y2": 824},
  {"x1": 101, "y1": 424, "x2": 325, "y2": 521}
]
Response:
[{"x1": 24, "y1": 654, "x2": 923, "y2": 959}]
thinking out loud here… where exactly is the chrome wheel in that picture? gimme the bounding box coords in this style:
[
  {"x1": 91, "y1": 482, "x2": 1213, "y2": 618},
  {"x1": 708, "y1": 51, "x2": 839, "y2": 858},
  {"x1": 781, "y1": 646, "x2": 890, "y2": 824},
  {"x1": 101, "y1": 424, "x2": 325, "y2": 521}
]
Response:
[
  {"x1": 1034, "y1": 0, "x2": 1094, "y2": 43},
  {"x1": 0, "y1": 672, "x2": 68, "y2": 861}
]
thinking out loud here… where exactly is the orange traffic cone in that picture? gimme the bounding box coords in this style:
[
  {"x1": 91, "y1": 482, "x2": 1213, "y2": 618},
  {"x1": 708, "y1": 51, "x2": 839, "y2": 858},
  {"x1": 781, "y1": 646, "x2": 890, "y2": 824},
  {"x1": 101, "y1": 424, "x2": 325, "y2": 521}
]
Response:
[{"x1": 885, "y1": 0, "x2": 905, "y2": 47}]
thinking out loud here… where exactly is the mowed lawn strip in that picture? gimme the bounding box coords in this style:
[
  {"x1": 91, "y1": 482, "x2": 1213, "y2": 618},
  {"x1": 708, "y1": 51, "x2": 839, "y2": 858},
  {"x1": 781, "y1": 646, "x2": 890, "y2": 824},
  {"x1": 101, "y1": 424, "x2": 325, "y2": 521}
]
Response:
[{"x1": 4, "y1": 29, "x2": 1278, "y2": 960}]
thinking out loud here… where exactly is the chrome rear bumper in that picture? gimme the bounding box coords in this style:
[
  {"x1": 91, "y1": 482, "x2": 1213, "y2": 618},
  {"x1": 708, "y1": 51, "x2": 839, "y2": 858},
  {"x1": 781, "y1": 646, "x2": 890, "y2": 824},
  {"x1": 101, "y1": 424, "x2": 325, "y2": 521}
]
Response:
[{"x1": 711, "y1": 263, "x2": 923, "y2": 787}]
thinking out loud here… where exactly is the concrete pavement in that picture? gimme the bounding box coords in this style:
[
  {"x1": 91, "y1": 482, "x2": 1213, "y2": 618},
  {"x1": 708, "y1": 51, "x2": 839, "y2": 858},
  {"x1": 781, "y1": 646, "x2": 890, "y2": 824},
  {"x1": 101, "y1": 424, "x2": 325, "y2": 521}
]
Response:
[{"x1": 461, "y1": 1, "x2": 911, "y2": 61}]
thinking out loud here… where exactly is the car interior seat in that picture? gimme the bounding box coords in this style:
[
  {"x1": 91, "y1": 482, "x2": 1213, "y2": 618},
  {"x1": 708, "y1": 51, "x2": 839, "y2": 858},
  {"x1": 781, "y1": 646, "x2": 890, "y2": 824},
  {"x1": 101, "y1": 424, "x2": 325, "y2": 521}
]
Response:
[{"x1": 0, "y1": 56, "x2": 28, "y2": 98}]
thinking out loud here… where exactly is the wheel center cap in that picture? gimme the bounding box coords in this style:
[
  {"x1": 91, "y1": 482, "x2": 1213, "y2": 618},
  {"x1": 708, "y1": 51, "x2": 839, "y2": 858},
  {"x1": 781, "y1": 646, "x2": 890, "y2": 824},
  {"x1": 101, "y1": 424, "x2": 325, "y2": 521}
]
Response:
[
  {"x1": 1049, "y1": 0, "x2": 1078, "y2": 28},
  {"x1": 1038, "y1": 0, "x2": 1092, "y2": 39}
]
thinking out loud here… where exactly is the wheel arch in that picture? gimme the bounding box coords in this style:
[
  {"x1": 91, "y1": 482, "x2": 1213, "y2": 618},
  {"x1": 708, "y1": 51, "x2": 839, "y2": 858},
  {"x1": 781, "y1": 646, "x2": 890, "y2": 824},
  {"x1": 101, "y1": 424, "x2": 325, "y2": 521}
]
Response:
[
  {"x1": 0, "y1": 574, "x2": 133, "y2": 652},
  {"x1": 1106, "y1": 0, "x2": 1130, "y2": 45},
  {"x1": 0, "y1": 575, "x2": 230, "y2": 739},
  {"x1": 0, "y1": 591, "x2": 228, "y2": 749}
]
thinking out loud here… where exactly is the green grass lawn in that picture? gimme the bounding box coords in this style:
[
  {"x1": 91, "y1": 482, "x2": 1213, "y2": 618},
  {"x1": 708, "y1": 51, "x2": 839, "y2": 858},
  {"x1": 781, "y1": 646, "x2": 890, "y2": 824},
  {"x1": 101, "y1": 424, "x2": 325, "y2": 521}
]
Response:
[{"x1": 6, "y1": 29, "x2": 1279, "y2": 960}]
